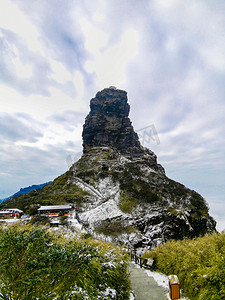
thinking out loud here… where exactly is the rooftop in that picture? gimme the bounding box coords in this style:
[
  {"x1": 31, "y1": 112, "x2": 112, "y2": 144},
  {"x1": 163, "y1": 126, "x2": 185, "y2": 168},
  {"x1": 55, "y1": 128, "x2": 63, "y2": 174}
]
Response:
[{"x1": 38, "y1": 205, "x2": 72, "y2": 211}]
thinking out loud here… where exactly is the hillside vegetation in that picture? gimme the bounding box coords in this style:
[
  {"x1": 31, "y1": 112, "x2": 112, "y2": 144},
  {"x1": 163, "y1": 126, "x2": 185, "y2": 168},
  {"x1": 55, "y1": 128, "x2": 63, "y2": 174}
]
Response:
[
  {"x1": 0, "y1": 224, "x2": 130, "y2": 299},
  {"x1": 0, "y1": 171, "x2": 89, "y2": 215},
  {"x1": 144, "y1": 232, "x2": 225, "y2": 300}
]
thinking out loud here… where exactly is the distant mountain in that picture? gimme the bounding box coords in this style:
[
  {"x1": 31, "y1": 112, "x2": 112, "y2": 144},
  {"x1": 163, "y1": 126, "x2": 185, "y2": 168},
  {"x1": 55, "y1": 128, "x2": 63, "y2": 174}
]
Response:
[{"x1": 0, "y1": 182, "x2": 52, "y2": 202}]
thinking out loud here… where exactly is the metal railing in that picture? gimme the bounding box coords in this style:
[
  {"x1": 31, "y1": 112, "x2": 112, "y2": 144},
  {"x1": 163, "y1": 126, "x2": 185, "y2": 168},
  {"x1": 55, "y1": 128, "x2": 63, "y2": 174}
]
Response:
[{"x1": 124, "y1": 249, "x2": 154, "y2": 269}]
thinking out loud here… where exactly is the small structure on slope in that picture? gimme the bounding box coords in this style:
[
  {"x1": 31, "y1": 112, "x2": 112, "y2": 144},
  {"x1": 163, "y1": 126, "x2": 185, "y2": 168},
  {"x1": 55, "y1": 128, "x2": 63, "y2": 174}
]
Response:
[
  {"x1": 38, "y1": 205, "x2": 72, "y2": 217},
  {"x1": 0, "y1": 208, "x2": 24, "y2": 219}
]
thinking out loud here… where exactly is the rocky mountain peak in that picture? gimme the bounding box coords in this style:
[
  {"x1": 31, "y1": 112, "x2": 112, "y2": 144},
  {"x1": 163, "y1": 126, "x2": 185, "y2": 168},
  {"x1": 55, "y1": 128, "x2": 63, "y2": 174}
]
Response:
[
  {"x1": 2, "y1": 87, "x2": 216, "y2": 251},
  {"x1": 82, "y1": 87, "x2": 142, "y2": 155}
]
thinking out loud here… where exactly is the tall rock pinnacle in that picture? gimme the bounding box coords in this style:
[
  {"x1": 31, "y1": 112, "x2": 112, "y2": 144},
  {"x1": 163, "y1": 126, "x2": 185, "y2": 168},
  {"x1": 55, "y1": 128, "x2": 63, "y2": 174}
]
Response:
[
  {"x1": 82, "y1": 87, "x2": 142, "y2": 154},
  {"x1": 2, "y1": 87, "x2": 216, "y2": 250}
]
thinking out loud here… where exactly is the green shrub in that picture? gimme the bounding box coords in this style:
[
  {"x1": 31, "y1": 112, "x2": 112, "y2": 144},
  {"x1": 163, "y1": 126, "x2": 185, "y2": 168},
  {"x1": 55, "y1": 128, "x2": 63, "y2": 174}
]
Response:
[
  {"x1": 119, "y1": 193, "x2": 137, "y2": 213},
  {"x1": 95, "y1": 219, "x2": 136, "y2": 237},
  {"x1": 0, "y1": 225, "x2": 130, "y2": 299},
  {"x1": 59, "y1": 215, "x2": 68, "y2": 226},
  {"x1": 189, "y1": 191, "x2": 208, "y2": 217},
  {"x1": 144, "y1": 232, "x2": 225, "y2": 300},
  {"x1": 30, "y1": 215, "x2": 50, "y2": 225}
]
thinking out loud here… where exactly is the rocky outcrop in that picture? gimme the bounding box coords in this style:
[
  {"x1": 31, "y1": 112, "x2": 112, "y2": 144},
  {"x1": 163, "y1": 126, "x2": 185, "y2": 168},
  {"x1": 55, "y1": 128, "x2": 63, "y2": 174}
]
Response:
[
  {"x1": 75, "y1": 87, "x2": 216, "y2": 249},
  {"x1": 82, "y1": 87, "x2": 165, "y2": 174},
  {"x1": 83, "y1": 88, "x2": 142, "y2": 154},
  {"x1": 78, "y1": 88, "x2": 216, "y2": 249},
  {"x1": 72, "y1": 147, "x2": 216, "y2": 250}
]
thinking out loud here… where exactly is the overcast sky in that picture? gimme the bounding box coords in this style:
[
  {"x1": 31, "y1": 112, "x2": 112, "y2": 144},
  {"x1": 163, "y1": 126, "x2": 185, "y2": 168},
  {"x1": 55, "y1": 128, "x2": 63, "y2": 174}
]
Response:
[{"x1": 0, "y1": 0, "x2": 224, "y2": 231}]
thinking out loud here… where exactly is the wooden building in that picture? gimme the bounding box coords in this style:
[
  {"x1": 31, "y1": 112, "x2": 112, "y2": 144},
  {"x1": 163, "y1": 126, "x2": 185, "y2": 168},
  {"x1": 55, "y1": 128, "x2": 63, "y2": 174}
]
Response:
[
  {"x1": 37, "y1": 205, "x2": 72, "y2": 217},
  {"x1": 0, "y1": 209, "x2": 24, "y2": 219}
]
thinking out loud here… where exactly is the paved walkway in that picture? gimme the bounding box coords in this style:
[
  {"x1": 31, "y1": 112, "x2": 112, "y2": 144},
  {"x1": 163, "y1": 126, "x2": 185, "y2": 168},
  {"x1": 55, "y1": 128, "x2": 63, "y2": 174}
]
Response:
[{"x1": 129, "y1": 263, "x2": 168, "y2": 300}]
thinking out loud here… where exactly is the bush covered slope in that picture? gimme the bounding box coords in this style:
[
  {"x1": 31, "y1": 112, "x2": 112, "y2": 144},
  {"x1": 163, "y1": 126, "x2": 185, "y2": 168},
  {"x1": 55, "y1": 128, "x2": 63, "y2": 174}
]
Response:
[
  {"x1": 0, "y1": 171, "x2": 89, "y2": 215},
  {"x1": 0, "y1": 224, "x2": 130, "y2": 299},
  {"x1": 144, "y1": 232, "x2": 225, "y2": 300}
]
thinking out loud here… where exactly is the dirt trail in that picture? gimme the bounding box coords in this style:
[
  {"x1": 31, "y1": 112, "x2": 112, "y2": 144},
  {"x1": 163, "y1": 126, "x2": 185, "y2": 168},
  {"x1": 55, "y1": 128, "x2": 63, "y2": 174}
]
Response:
[{"x1": 129, "y1": 263, "x2": 168, "y2": 300}]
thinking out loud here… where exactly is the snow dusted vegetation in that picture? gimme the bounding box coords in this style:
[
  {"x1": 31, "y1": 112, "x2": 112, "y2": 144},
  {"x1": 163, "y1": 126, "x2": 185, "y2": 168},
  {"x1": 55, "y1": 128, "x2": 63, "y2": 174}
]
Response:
[
  {"x1": 143, "y1": 232, "x2": 225, "y2": 300},
  {"x1": 0, "y1": 224, "x2": 131, "y2": 299},
  {"x1": 65, "y1": 146, "x2": 216, "y2": 251}
]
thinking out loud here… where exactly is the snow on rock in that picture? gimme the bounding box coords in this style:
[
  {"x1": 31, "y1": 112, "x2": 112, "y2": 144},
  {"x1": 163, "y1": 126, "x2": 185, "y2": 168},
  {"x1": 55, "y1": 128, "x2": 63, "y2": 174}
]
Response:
[
  {"x1": 68, "y1": 211, "x2": 83, "y2": 231},
  {"x1": 117, "y1": 155, "x2": 131, "y2": 165},
  {"x1": 80, "y1": 199, "x2": 128, "y2": 228},
  {"x1": 97, "y1": 177, "x2": 120, "y2": 200},
  {"x1": 72, "y1": 177, "x2": 104, "y2": 200},
  {"x1": 140, "y1": 166, "x2": 157, "y2": 176}
]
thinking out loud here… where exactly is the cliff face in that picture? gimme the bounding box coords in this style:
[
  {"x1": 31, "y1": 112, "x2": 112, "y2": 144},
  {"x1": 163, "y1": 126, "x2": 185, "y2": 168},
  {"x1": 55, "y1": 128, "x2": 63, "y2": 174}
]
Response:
[
  {"x1": 83, "y1": 88, "x2": 141, "y2": 154},
  {"x1": 83, "y1": 87, "x2": 165, "y2": 174}
]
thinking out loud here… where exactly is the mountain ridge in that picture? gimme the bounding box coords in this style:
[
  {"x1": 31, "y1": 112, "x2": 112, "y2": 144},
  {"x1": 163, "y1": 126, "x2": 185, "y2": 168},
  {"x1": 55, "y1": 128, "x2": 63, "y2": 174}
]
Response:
[{"x1": 0, "y1": 182, "x2": 51, "y2": 203}]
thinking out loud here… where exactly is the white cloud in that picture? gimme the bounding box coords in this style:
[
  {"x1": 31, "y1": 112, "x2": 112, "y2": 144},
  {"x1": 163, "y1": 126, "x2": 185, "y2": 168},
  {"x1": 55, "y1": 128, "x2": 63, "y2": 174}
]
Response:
[
  {"x1": 79, "y1": 17, "x2": 109, "y2": 55},
  {"x1": 73, "y1": 71, "x2": 85, "y2": 102},
  {"x1": 0, "y1": 82, "x2": 85, "y2": 120},
  {"x1": 82, "y1": 24, "x2": 139, "y2": 88},
  {"x1": 0, "y1": 0, "x2": 43, "y2": 54},
  {"x1": 9, "y1": 45, "x2": 33, "y2": 78},
  {"x1": 49, "y1": 59, "x2": 72, "y2": 84}
]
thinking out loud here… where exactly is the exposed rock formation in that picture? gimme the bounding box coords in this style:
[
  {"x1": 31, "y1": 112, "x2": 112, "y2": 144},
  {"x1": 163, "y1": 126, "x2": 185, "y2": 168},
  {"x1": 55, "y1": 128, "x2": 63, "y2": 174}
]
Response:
[
  {"x1": 73, "y1": 147, "x2": 216, "y2": 250},
  {"x1": 83, "y1": 88, "x2": 140, "y2": 154},
  {"x1": 83, "y1": 87, "x2": 165, "y2": 174},
  {"x1": 77, "y1": 87, "x2": 216, "y2": 249},
  {"x1": 2, "y1": 87, "x2": 216, "y2": 251}
]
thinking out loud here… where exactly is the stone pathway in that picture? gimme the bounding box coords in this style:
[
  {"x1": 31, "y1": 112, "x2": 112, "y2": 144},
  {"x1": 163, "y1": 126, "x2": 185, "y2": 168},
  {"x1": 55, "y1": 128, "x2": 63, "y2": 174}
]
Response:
[{"x1": 129, "y1": 263, "x2": 168, "y2": 300}]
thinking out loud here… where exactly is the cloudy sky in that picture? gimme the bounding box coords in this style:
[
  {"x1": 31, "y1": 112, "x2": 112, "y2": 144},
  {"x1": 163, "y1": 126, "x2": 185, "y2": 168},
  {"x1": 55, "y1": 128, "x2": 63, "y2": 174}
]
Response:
[{"x1": 0, "y1": 0, "x2": 224, "y2": 231}]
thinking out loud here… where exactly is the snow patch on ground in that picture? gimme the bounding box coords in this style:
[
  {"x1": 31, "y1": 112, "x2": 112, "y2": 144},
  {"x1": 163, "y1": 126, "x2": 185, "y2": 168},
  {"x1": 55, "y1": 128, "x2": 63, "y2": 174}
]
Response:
[
  {"x1": 133, "y1": 263, "x2": 190, "y2": 300},
  {"x1": 145, "y1": 269, "x2": 190, "y2": 300},
  {"x1": 0, "y1": 218, "x2": 20, "y2": 224},
  {"x1": 129, "y1": 291, "x2": 135, "y2": 300},
  {"x1": 144, "y1": 269, "x2": 169, "y2": 289},
  {"x1": 68, "y1": 210, "x2": 84, "y2": 231}
]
